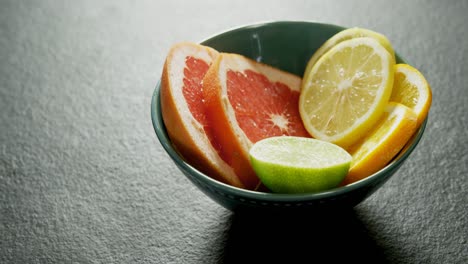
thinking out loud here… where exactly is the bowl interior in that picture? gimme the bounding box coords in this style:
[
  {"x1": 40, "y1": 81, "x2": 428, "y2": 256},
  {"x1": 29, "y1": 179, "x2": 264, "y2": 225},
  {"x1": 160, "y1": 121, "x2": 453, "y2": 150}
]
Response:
[
  {"x1": 200, "y1": 21, "x2": 404, "y2": 76},
  {"x1": 151, "y1": 21, "x2": 426, "y2": 210}
]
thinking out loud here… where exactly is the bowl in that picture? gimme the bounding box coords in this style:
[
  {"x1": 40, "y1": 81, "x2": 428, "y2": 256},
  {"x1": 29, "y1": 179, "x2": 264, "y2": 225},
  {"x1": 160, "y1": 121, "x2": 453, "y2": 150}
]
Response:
[{"x1": 151, "y1": 21, "x2": 427, "y2": 211}]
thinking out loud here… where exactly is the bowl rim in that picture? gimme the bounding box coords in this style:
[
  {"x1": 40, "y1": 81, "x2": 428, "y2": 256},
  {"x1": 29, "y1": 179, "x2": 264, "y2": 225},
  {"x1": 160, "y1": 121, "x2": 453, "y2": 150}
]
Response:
[
  {"x1": 198, "y1": 20, "x2": 347, "y2": 44},
  {"x1": 151, "y1": 20, "x2": 427, "y2": 202}
]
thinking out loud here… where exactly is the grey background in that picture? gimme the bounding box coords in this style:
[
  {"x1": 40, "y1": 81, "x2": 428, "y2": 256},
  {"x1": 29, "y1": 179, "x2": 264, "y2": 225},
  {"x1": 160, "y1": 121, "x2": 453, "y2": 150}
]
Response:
[{"x1": 1, "y1": 0, "x2": 467, "y2": 263}]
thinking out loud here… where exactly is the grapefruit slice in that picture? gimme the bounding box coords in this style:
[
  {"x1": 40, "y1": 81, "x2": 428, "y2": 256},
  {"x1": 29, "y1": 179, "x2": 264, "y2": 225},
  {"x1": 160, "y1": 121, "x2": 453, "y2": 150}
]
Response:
[
  {"x1": 160, "y1": 42, "x2": 244, "y2": 188},
  {"x1": 202, "y1": 53, "x2": 311, "y2": 190}
]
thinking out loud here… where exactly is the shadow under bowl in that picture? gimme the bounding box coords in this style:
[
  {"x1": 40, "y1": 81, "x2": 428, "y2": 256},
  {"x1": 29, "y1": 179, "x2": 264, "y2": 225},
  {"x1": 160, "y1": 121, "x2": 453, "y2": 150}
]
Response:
[{"x1": 151, "y1": 21, "x2": 427, "y2": 212}]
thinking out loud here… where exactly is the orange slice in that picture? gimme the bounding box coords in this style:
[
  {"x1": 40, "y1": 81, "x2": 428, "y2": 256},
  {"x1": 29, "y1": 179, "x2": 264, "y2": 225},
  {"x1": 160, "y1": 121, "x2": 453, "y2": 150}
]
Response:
[
  {"x1": 342, "y1": 102, "x2": 418, "y2": 184},
  {"x1": 391, "y1": 64, "x2": 432, "y2": 127}
]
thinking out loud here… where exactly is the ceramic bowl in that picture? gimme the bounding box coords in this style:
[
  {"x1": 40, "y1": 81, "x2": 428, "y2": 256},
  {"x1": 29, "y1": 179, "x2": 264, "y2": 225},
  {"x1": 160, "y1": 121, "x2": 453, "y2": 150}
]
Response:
[{"x1": 151, "y1": 21, "x2": 427, "y2": 211}]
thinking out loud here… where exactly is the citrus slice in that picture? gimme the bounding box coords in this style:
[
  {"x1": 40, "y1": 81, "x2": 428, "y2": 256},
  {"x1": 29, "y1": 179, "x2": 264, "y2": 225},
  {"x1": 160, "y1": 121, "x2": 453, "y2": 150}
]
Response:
[
  {"x1": 391, "y1": 64, "x2": 432, "y2": 127},
  {"x1": 202, "y1": 53, "x2": 311, "y2": 190},
  {"x1": 160, "y1": 43, "x2": 244, "y2": 188},
  {"x1": 299, "y1": 37, "x2": 396, "y2": 148},
  {"x1": 342, "y1": 102, "x2": 418, "y2": 185},
  {"x1": 249, "y1": 136, "x2": 352, "y2": 194},
  {"x1": 304, "y1": 27, "x2": 395, "y2": 79}
]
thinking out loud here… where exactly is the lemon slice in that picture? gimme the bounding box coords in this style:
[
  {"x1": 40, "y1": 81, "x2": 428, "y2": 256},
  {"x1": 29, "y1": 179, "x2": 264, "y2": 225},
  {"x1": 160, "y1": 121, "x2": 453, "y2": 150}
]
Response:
[
  {"x1": 300, "y1": 37, "x2": 395, "y2": 148},
  {"x1": 391, "y1": 64, "x2": 432, "y2": 127},
  {"x1": 249, "y1": 136, "x2": 351, "y2": 194},
  {"x1": 342, "y1": 102, "x2": 418, "y2": 184},
  {"x1": 304, "y1": 27, "x2": 395, "y2": 79}
]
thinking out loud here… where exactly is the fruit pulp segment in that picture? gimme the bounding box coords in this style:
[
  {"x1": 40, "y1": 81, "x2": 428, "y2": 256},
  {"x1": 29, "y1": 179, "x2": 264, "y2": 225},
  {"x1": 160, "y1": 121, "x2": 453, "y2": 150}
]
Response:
[{"x1": 226, "y1": 69, "x2": 310, "y2": 143}]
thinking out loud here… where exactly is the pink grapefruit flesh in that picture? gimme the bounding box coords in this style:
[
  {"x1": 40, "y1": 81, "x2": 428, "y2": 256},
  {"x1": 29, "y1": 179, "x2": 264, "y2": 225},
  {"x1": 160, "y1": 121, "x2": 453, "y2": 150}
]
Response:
[{"x1": 227, "y1": 69, "x2": 310, "y2": 142}]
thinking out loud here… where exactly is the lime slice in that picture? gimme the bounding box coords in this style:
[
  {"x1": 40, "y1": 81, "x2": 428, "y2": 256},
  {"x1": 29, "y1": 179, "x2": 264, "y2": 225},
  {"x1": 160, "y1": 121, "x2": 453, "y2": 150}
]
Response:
[{"x1": 249, "y1": 136, "x2": 352, "y2": 193}]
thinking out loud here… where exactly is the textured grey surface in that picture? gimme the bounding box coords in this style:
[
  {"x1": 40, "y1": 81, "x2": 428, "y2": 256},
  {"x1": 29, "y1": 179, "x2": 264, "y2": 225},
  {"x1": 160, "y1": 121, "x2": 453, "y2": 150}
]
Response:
[{"x1": 1, "y1": 0, "x2": 467, "y2": 263}]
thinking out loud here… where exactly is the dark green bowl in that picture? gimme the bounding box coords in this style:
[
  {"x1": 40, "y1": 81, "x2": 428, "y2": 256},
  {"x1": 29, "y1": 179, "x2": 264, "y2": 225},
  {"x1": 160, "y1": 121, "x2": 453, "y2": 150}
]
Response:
[{"x1": 151, "y1": 21, "x2": 427, "y2": 211}]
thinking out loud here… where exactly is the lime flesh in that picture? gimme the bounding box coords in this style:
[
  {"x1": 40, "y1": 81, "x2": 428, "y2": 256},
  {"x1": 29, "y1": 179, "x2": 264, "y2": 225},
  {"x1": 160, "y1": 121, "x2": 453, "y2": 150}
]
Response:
[{"x1": 249, "y1": 136, "x2": 352, "y2": 194}]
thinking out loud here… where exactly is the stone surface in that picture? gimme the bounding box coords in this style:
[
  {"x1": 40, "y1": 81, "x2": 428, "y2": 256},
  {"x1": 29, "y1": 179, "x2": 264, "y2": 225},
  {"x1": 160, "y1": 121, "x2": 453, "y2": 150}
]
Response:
[{"x1": 1, "y1": 0, "x2": 467, "y2": 263}]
